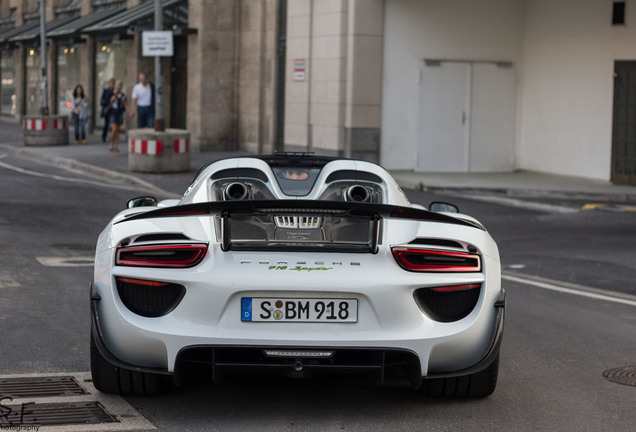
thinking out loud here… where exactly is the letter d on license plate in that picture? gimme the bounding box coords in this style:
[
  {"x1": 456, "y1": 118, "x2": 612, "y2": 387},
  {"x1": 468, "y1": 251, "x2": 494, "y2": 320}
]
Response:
[{"x1": 241, "y1": 298, "x2": 357, "y2": 322}]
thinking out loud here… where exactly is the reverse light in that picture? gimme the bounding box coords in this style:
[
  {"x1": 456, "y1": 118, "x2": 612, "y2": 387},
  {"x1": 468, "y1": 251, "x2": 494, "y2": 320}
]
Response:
[
  {"x1": 392, "y1": 248, "x2": 481, "y2": 272},
  {"x1": 116, "y1": 244, "x2": 208, "y2": 268}
]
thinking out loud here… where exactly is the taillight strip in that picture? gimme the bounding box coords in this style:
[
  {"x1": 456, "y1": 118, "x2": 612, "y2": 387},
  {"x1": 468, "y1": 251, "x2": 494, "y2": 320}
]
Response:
[
  {"x1": 116, "y1": 244, "x2": 208, "y2": 268},
  {"x1": 115, "y1": 277, "x2": 168, "y2": 287},
  {"x1": 431, "y1": 283, "x2": 481, "y2": 292},
  {"x1": 392, "y1": 247, "x2": 481, "y2": 272}
]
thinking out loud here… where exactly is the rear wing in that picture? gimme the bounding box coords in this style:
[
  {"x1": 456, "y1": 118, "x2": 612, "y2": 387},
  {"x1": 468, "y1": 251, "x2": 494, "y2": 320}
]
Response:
[{"x1": 118, "y1": 200, "x2": 483, "y2": 253}]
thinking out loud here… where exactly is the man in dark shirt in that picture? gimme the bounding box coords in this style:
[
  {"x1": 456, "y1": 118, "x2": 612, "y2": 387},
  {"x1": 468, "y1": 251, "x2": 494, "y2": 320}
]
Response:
[{"x1": 100, "y1": 79, "x2": 115, "y2": 142}]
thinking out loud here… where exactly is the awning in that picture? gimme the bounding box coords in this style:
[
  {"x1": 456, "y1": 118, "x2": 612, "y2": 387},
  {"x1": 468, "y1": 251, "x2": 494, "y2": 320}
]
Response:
[
  {"x1": 0, "y1": 22, "x2": 39, "y2": 47},
  {"x1": 82, "y1": 0, "x2": 187, "y2": 35},
  {"x1": 47, "y1": 7, "x2": 125, "y2": 39},
  {"x1": 8, "y1": 15, "x2": 80, "y2": 44}
]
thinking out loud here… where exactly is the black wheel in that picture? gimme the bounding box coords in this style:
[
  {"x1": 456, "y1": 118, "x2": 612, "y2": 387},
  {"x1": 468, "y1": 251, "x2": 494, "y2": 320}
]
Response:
[
  {"x1": 90, "y1": 332, "x2": 172, "y2": 395},
  {"x1": 421, "y1": 354, "x2": 499, "y2": 398}
]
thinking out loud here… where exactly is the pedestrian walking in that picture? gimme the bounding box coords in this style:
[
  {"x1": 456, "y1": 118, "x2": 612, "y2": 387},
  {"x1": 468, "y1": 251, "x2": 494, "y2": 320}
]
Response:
[
  {"x1": 129, "y1": 72, "x2": 155, "y2": 128},
  {"x1": 109, "y1": 81, "x2": 128, "y2": 152},
  {"x1": 100, "y1": 78, "x2": 115, "y2": 143},
  {"x1": 72, "y1": 84, "x2": 90, "y2": 144}
]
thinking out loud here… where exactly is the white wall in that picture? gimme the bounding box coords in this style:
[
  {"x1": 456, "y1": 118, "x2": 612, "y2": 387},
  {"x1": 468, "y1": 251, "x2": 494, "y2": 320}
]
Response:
[
  {"x1": 383, "y1": 0, "x2": 636, "y2": 180},
  {"x1": 520, "y1": 0, "x2": 636, "y2": 180},
  {"x1": 381, "y1": 0, "x2": 525, "y2": 170}
]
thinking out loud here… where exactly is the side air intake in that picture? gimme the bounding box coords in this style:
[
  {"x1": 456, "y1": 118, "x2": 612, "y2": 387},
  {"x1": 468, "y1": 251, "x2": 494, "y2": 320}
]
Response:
[
  {"x1": 224, "y1": 182, "x2": 250, "y2": 201},
  {"x1": 344, "y1": 185, "x2": 371, "y2": 203}
]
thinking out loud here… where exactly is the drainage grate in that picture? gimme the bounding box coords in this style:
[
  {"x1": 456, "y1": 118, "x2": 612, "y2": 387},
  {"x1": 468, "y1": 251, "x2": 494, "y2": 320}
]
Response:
[
  {"x1": 0, "y1": 401, "x2": 118, "y2": 426},
  {"x1": 0, "y1": 376, "x2": 88, "y2": 398},
  {"x1": 603, "y1": 366, "x2": 636, "y2": 387}
]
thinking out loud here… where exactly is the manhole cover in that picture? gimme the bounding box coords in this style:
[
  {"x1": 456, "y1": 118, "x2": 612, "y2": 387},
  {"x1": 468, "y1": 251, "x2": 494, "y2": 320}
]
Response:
[{"x1": 603, "y1": 366, "x2": 636, "y2": 387}]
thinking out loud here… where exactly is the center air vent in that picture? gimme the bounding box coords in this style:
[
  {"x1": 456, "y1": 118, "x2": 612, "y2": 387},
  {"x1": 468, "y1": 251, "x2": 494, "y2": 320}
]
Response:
[{"x1": 274, "y1": 215, "x2": 322, "y2": 229}]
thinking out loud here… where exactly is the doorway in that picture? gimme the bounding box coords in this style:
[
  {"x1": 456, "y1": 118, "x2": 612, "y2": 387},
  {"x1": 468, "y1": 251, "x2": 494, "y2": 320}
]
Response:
[
  {"x1": 611, "y1": 61, "x2": 636, "y2": 185},
  {"x1": 416, "y1": 60, "x2": 515, "y2": 172}
]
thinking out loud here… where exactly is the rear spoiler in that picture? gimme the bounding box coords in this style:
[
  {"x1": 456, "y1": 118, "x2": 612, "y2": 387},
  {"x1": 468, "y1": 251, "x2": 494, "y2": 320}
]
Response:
[
  {"x1": 118, "y1": 200, "x2": 483, "y2": 253},
  {"x1": 119, "y1": 200, "x2": 481, "y2": 228}
]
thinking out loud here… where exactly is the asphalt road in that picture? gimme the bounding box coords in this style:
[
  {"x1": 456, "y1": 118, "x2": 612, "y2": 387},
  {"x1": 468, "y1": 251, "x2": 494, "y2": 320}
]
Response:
[{"x1": 0, "y1": 152, "x2": 634, "y2": 431}]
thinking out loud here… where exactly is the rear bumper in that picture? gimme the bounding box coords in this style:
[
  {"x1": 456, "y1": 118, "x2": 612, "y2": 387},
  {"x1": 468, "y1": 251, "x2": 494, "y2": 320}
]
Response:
[{"x1": 90, "y1": 284, "x2": 505, "y2": 387}]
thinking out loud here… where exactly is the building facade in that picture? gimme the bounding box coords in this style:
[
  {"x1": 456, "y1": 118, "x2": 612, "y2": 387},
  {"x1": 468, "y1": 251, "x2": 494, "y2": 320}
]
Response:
[
  {"x1": 1, "y1": 0, "x2": 635, "y2": 185},
  {"x1": 0, "y1": 0, "x2": 280, "y2": 154}
]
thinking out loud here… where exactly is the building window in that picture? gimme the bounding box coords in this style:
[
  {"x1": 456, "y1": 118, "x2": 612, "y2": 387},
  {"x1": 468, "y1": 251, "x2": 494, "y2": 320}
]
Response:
[
  {"x1": 613, "y1": 2, "x2": 626, "y2": 25},
  {"x1": 25, "y1": 47, "x2": 42, "y2": 115},
  {"x1": 1, "y1": 49, "x2": 17, "y2": 115},
  {"x1": 94, "y1": 39, "x2": 127, "y2": 128},
  {"x1": 57, "y1": 44, "x2": 81, "y2": 116}
]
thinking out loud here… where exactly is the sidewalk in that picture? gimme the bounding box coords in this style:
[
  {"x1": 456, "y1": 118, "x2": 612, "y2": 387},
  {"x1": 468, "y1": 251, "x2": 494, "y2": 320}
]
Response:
[{"x1": 2, "y1": 116, "x2": 636, "y2": 202}]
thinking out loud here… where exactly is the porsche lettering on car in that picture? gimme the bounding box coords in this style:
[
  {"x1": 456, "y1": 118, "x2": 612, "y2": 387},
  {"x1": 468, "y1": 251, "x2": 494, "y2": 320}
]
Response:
[{"x1": 90, "y1": 154, "x2": 504, "y2": 397}]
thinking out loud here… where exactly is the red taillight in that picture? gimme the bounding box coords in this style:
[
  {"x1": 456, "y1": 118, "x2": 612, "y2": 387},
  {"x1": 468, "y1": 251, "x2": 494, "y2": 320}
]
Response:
[
  {"x1": 116, "y1": 244, "x2": 208, "y2": 268},
  {"x1": 431, "y1": 283, "x2": 481, "y2": 292},
  {"x1": 392, "y1": 248, "x2": 481, "y2": 272},
  {"x1": 115, "y1": 277, "x2": 168, "y2": 286}
]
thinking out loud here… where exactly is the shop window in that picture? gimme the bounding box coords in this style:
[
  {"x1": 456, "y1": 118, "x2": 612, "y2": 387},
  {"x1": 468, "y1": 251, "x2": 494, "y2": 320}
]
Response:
[
  {"x1": 1, "y1": 50, "x2": 17, "y2": 115},
  {"x1": 57, "y1": 44, "x2": 81, "y2": 116},
  {"x1": 25, "y1": 48, "x2": 42, "y2": 115},
  {"x1": 94, "y1": 40, "x2": 127, "y2": 128}
]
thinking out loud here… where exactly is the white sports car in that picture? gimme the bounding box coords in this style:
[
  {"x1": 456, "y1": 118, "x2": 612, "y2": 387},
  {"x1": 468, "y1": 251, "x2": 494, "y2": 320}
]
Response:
[{"x1": 90, "y1": 154, "x2": 504, "y2": 397}]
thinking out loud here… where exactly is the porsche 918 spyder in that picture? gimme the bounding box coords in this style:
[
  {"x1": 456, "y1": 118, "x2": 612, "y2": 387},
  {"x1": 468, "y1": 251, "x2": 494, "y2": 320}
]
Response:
[{"x1": 90, "y1": 154, "x2": 504, "y2": 397}]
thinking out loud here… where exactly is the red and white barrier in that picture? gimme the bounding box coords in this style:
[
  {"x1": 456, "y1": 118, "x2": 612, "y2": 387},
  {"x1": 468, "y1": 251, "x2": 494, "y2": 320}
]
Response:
[
  {"x1": 128, "y1": 130, "x2": 190, "y2": 173},
  {"x1": 129, "y1": 139, "x2": 163, "y2": 155},
  {"x1": 24, "y1": 118, "x2": 67, "y2": 131},
  {"x1": 174, "y1": 138, "x2": 189, "y2": 154},
  {"x1": 23, "y1": 115, "x2": 69, "y2": 146}
]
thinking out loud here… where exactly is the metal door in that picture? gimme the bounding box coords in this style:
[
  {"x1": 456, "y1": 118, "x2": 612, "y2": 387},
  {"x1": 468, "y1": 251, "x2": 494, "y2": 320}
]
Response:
[
  {"x1": 612, "y1": 61, "x2": 636, "y2": 185},
  {"x1": 417, "y1": 61, "x2": 470, "y2": 172},
  {"x1": 417, "y1": 60, "x2": 515, "y2": 173}
]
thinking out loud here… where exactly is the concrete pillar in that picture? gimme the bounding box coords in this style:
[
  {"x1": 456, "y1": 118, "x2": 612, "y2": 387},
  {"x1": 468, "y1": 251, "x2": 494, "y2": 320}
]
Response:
[{"x1": 187, "y1": 0, "x2": 238, "y2": 152}]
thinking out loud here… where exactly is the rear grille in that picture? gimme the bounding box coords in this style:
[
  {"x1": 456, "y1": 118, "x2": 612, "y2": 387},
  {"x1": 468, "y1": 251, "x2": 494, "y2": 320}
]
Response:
[
  {"x1": 414, "y1": 285, "x2": 481, "y2": 322},
  {"x1": 176, "y1": 347, "x2": 422, "y2": 388},
  {"x1": 116, "y1": 278, "x2": 185, "y2": 317}
]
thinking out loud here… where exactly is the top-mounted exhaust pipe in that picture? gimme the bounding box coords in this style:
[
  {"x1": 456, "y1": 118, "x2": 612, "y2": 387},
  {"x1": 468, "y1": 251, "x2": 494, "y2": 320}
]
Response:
[
  {"x1": 224, "y1": 182, "x2": 250, "y2": 201},
  {"x1": 344, "y1": 185, "x2": 371, "y2": 203}
]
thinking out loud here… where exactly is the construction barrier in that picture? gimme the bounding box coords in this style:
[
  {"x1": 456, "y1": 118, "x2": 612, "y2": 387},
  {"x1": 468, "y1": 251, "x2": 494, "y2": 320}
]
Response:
[
  {"x1": 23, "y1": 115, "x2": 69, "y2": 146},
  {"x1": 128, "y1": 129, "x2": 190, "y2": 173}
]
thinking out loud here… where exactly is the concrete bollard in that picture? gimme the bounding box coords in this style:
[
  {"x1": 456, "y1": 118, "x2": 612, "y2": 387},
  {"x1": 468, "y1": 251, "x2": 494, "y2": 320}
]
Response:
[
  {"x1": 128, "y1": 129, "x2": 190, "y2": 173},
  {"x1": 23, "y1": 115, "x2": 69, "y2": 146}
]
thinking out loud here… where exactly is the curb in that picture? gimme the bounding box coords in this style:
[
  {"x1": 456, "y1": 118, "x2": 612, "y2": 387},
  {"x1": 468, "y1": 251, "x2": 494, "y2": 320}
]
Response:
[{"x1": 0, "y1": 143, "x2": 179, "y2": 198}]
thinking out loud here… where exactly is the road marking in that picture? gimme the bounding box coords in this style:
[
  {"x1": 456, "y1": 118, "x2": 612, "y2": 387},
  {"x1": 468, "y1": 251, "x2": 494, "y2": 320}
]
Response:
[
  {"x1": 502, "y1": 273, "x2": 636, "y2": 307},
  {"x1": 0, "y1": 159, "x2": 138, "y2": 191},
  {"x1": 582, "y1": 203, "x2": 636, "y2": 212},
  {"x1": 0, "y1": 276, "x2": 20, "y2": 289},
  {"x1": 36, "y1": 257, "x2": 94, "y2": 267}
]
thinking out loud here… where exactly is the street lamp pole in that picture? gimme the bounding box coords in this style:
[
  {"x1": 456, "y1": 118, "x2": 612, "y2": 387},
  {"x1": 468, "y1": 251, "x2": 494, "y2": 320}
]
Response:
[{"x1": 39, "y1": 0, "x2": 48, "y2": 115}]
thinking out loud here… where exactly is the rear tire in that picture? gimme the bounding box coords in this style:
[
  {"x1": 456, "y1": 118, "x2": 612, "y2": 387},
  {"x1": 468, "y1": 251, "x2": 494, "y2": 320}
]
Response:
[
  {"x1": 421, "y1": 354, "x2": 499, "y2": 398},
  {"x1": 90, "y1": 332, "x2": 172, "y2": 395}
]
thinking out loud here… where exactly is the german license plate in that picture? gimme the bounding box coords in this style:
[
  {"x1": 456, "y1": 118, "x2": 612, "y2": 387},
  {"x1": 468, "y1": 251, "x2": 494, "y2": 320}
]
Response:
[{"x1": 241, "y1": 298, "x2": 358, "y2": 322}]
